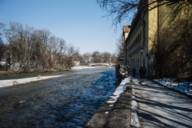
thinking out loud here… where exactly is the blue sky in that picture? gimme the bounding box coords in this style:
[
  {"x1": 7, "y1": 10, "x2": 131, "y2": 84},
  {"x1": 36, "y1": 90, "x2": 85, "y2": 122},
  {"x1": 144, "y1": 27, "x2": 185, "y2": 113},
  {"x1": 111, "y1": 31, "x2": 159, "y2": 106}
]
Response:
[{"x1": 0, "y1": 0, "x2": 129, "y2": 54}]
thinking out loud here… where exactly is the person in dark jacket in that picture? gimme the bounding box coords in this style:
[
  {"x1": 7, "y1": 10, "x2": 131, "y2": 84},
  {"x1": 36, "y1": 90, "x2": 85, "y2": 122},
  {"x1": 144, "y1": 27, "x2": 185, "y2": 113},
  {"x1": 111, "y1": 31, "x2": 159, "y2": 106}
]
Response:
[{"x1": 139, "y1": 66, "x2": 146, "y2": 78}]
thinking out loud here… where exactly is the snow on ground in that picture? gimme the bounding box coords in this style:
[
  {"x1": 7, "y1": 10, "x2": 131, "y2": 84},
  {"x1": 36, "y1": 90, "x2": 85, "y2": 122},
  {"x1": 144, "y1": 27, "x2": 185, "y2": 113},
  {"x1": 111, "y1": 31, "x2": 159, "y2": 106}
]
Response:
[
  {"x1": 104, "y1": 77, "x2": 192, "y2": 128},
  {"x1": 131, "y1": 111, "x2": 140, "y2": 128},
  {"x1": 72, "y1": 66, "x2": 95, "y2": 70},
  {"x1": 132, "y1": 78, "x2": 140, "y2": 85},
  {"x1": 0, "y1": 66, "x2": 97, "y2": 88},
  {"x1": 0, "y1": 66, "x2": 101, "y2": 88},
  {"x1": 106, "y1": 77, "x2": 141, "y2": 127},
  {"x1": 131, "y1": 78, "x2": 141, "y2": 128},
  {"x1": 137, "y1": 80, "x2": 192, "y2": 127},
  {"x1": 0, "y1": 74, "x2": 64, "y2": 88},
  {"x1": 155, "y1": 79, "x2": 192, "y2": 96},
  {"x1": 106, "y1": 77, "x2": 131, "y2": 104}
]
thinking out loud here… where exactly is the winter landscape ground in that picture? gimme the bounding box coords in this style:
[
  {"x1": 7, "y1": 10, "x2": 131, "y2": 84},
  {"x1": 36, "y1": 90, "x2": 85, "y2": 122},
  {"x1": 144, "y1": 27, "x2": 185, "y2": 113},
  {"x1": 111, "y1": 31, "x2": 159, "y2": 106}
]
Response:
[{"x1": 87, "y1": 77, "x2": 192, "y2": 128}]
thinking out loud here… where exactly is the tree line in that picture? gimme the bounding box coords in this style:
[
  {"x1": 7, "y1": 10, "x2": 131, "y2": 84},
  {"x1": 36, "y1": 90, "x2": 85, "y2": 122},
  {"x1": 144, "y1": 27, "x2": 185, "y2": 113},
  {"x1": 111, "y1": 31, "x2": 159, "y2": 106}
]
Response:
[
  {"x1": 0, "y1": 22, "x2": 117, "y2": 72},
  {"x1": 80, "y1": 51, "x2": 117, "y2": 65}
]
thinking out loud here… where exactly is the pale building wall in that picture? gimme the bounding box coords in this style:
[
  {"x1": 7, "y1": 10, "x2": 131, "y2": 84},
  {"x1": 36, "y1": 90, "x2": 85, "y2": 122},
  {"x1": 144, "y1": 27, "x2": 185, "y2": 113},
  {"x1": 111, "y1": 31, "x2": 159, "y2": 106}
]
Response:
[
  {"x1": 126, "y1": 18, "x2": 146, "y2": 75},
  {"x1": 148, "y1": 0, "x2": 158, "y2": 52},
  {"x1": 146, "y1": 0, "x2": 158, "y2": 76}
]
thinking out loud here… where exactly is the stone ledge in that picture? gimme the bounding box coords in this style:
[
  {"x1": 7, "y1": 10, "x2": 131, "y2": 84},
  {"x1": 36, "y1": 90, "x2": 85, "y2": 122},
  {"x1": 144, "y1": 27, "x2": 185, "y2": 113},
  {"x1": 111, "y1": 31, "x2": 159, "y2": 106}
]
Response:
[{"x1": 86, "y1": 82, "x2": 133, "y2": 128}]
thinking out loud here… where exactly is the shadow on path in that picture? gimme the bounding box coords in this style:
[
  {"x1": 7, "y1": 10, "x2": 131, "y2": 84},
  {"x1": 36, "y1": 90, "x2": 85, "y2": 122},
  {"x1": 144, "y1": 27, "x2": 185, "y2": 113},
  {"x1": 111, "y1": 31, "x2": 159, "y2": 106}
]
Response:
[{"x1": 133, "y1": 80, "x2": 192, "y2": 128}]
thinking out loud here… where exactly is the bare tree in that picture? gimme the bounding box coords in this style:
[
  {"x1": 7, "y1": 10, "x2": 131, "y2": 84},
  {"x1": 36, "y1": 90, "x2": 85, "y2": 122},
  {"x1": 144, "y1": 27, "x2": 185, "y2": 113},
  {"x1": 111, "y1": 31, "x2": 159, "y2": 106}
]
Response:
[
  {"x1": 102, "y1": 52, "x2": 111, "y2": 63},
  {"x1": 92, "y1": 51, "x2": 101, "y2": 63},
  {"x1": 0, "y1": 41, "x2": 5, "y2": 61},
  {"x1": 111, "y1": 54, "x2": 117, "y2": 64},
  {"x1": 97, "y1": 0, "x2": 192, "y2": 24},
  {"x1": 0, "y1": 23, "x2": 5, "y2": 61},
  {"x1": 64, "y1": 45, "x2": 79, "y2": 69},
  {"x1": 81, "y1": 53, "x2": 92, "y2": 65},
  {"x1": 5, "y1": 23, "x2": 34, "y2": 71},
  {"x1": 3, "y1": 22, "x2": 79, "y2": 72},
  {"x1": 57, "y1": 38, "x2": 67, "y2": 69},
  {"x1": 31, "y1": 29, "x2": 50, "y2": 70}
]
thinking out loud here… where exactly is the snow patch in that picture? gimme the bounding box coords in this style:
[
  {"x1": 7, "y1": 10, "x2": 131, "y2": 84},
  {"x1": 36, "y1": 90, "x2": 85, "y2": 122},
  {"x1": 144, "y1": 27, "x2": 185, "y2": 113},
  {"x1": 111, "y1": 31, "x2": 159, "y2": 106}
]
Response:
[
  {"x1": 132, "y1": 78, "x2": 140, "y2": 85},
  {"x1": 0, "y1": 74, "x2": 63, "y2": 88},
  {"x1": 131, "y1": 100, "x2": 138, "y2": 111},
  {"x1": 105, "y1": 111, "x2": 109, "y2": 114},
  {"x1": 19, "y1": 100, "x2": 26, "y2": 104},
  {"x1": 131, "y1": 111, "x2": 141, "y2": 128},
  {"x1": 131, "y1": 78, "x2": 141, "y2": 128},
  {"x1": 72, "y1": 66, "x2": 95, "y2": 70},
  {"x1": 106, "y1": 77, "x2": 141, "y2": 127},
  {"x1": 107, "y1": 77, "x2": 131, "y2": 104},
  {"x1": 155, "y1": 79, "x2": 192, "y2": 96}
]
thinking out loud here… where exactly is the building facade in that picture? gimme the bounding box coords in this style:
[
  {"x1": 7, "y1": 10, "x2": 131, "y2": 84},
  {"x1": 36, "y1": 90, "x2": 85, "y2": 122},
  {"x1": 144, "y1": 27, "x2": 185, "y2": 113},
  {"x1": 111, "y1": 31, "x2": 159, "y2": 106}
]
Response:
[
  {"x1": 124, "y1": 0, "x2": 158, "y2": 77},
  {"x1": 123, "y1": 0, "x2": 192, "y2": 78}
]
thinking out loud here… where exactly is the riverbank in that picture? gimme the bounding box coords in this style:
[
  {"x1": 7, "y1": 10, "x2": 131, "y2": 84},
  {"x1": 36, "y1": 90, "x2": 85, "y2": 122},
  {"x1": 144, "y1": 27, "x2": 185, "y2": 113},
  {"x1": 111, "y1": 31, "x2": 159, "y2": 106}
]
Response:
[
  {"x1": 71, "y1": 66, "x2": 96, "y2": 70},
  {"x1": 0, "y1": 66, "x2": 96, "y2": 88},
  {"x1": 0, "y1": 66, "x2": 97, "y2": 80},
  {"x1": 0, "y1": 70, "x2": 66, "y2": 80},
  {"x1": 0, "y1": 74, "x2": 64, "y2": 88}
]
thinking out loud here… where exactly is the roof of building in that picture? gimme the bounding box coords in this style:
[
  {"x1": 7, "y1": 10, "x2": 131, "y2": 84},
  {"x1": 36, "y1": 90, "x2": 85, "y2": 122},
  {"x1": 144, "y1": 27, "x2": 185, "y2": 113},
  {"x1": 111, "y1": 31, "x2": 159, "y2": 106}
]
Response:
[
  {"x1": 123, "y1": 25, "x2": 131, "y2": 33},
  {"x1": 124, "y1": 0, "x2": 148, "y2": 43}
]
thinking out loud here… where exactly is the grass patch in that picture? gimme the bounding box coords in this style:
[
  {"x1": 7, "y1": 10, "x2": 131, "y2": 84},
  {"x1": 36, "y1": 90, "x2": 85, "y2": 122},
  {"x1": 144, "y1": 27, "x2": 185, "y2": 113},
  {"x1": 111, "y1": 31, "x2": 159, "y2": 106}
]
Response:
[{"x1": 0, "y1": 70, "x2": 70, "y2": 80}]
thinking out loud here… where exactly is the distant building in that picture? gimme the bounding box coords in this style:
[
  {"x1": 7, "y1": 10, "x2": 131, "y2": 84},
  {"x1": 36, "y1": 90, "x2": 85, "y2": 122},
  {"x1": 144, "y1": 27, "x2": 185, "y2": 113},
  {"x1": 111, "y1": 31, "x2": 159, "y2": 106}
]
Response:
[
  {"x1": 118, "y1": 25, "x2": 131, "y2": 66},
  {"x1": 73, "y1": 61, "x2": 80, "y2": 66},
  {"x1": 123, "y1": 25, "x2": 131, "y2": 66},
  {"x1": 123, "y1": 25, "x2": 131, "y2": 41}
]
